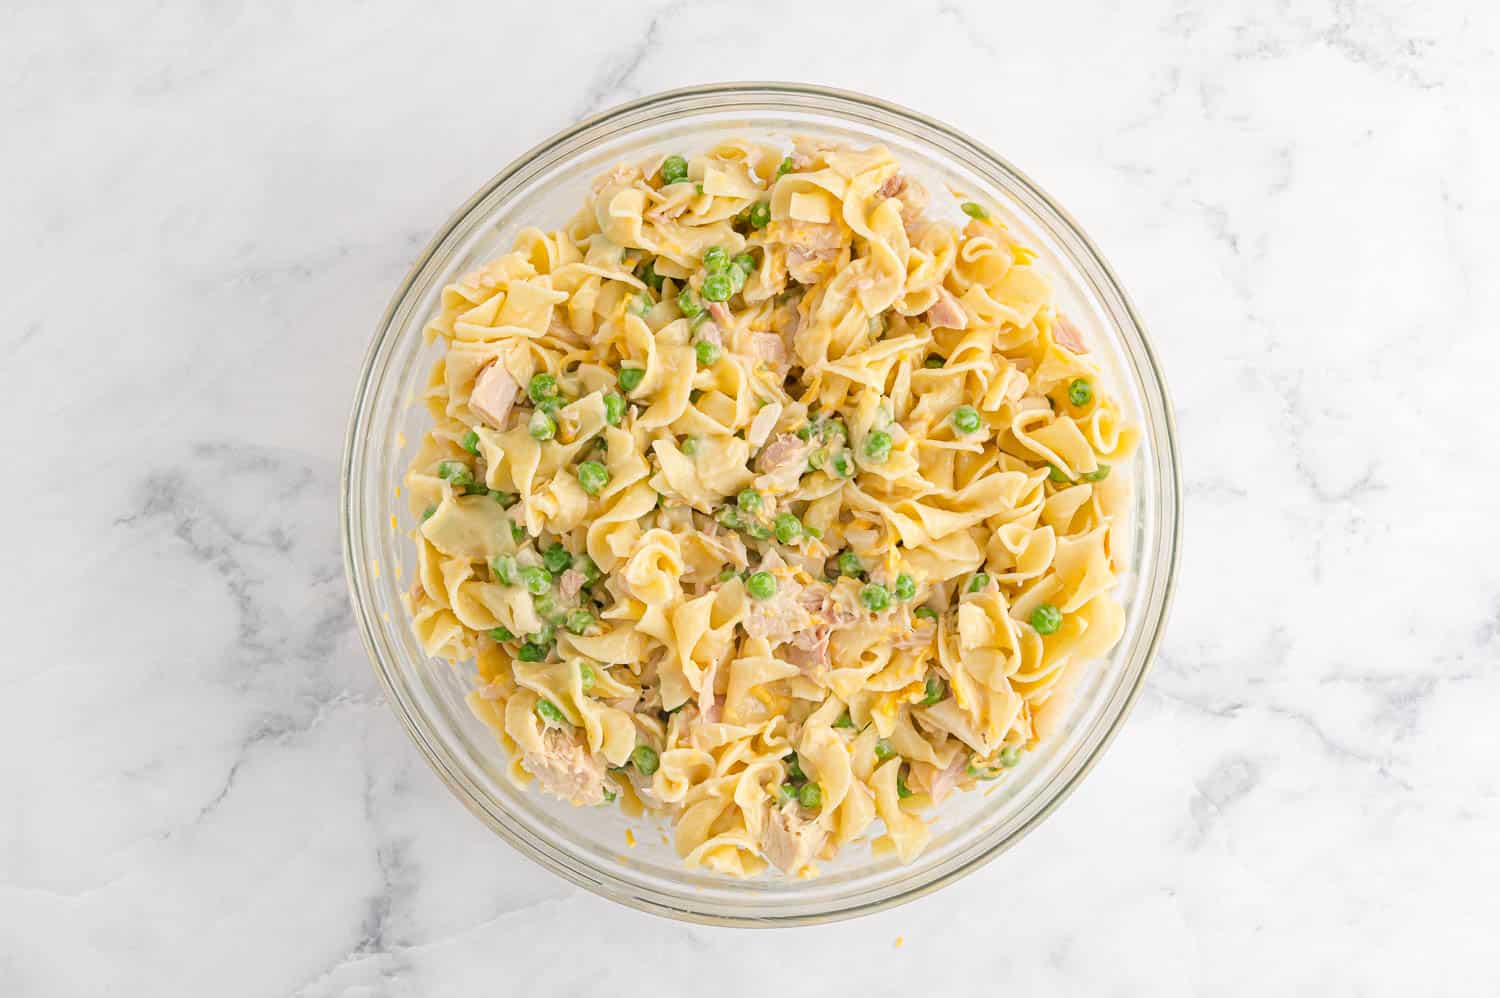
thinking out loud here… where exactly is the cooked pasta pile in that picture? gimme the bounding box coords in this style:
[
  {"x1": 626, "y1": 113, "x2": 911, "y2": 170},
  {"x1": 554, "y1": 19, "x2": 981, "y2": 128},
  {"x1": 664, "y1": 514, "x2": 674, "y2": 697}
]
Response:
[{"x1": 403, "y1": 139, "x2": 1136, "y2": 878}]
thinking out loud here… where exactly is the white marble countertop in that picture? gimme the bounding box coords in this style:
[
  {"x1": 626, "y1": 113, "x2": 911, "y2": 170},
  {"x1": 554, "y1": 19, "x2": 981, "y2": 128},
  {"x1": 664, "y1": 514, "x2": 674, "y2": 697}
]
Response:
[{"x1": 5, "y1": 1, "x2": 1498, "y2": 995}]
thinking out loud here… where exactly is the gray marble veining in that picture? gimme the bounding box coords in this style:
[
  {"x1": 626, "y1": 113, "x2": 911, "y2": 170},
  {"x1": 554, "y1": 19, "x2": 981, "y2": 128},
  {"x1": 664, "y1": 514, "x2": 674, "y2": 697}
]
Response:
[{"x1": 3, "y1": 0, "x2": 1498, "y2": 995}]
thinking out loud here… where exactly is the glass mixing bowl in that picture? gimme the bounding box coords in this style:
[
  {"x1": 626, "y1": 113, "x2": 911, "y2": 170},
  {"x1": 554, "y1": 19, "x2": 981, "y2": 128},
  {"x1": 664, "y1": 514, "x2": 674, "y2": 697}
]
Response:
[{"x1": 341, "y1": 82, "x2": 1180, "y2": 926}]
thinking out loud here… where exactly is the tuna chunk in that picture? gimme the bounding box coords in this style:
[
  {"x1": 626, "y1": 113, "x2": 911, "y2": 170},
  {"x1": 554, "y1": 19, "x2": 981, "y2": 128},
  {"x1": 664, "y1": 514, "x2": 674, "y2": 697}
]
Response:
[
  {"x1": 926, "y1": 752, "x2": 970, "y2": 804},
  {"x1": 558, "y1": 569, "x2": 587, "y2": 600},
  {"x1": 784, "y1": 223, "x2": 844, "y2": 284},
  {"x1": 761, "y1": 802, "x2": 827, "y2": 874},
  {"x1": 875, "y1": 174, "x2": 930, "y2": 228},
  {"x1": 1053, "y1": 314, "x2": 1087, "y2": 353},
  {"x1": 754, "y1": 433, "x2": 813, "y2": 492},
  {"x1": 697, "y1": 321, "x2": 725, "y2": 348},
  {"x1": 787, "y1": 246, "x2": 840, "y2": 284},
  {"x1": 925, "y1": 287, "x2": 968, "y2": 330},
  {"x1": 780, "y1": 584, "x2": 855, "y2": 675},
  {"x1": 523, "y1": 728, "x2": 606, "y2": 806},
  {"x1": 471, "y1": 361, "x2": 518, "y2": 429},
  {"x1": 748, "y1": 333, "x2": 788, "y2": 374},
  {"x1": 782, "y1": 628, "x2": 830, "y2": 677},
  {"x1": 743, "y1": 553, "x2": 810, "y2": 644},
  {"x1": 706, "y1": 301, "x2": 733, "y2": 329}
]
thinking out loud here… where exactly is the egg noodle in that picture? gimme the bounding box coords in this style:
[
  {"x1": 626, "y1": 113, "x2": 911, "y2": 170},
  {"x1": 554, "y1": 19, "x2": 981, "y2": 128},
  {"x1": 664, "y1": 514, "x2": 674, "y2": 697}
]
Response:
[{"x1": 402, "y1": 138, "x2": 1136, "y2": 878}]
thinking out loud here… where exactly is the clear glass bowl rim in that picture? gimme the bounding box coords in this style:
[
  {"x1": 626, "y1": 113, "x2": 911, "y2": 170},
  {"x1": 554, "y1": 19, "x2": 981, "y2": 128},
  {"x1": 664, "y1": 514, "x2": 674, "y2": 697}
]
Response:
[{"x1": 341, "y1": 81, "x2": 1181, "y2": 926}]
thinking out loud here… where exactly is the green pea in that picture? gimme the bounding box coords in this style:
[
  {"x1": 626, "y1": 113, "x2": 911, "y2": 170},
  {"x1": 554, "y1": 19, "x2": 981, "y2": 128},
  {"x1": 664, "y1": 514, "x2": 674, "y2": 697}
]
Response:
[
  {"x1": 535, "y1": 396, "x2": 562, "y2": 416},
  {"x1": 831, "y1": 451, "x2": 854, "y2": 478},
  {"x1": 924, "y1": 355, "x2": 945, "y2": 369},
  {"x1": 731, "y1": 252, "x2": 755, "y2": 274},
  {"x1": 578, "y1": 661, "x2": 596, "y2": 691},
  {"x1": 628, "y1": 292, "x2": 653, "y2": 317},
  {"x1": 920, "y1": 673, "x2": 946, "y2": 706},
  {"x1": 702, "y1": 246, "x2": 729, "y2": 273},
  {"x1": 746, "y1": 571, "x2": 777, "y2": 600},
  {"x1": 784, "y1": 753, "x2": 805, "y2": 782},
  {"x1": 530, "y1": 622, "x2": 556, "y2": 646},
  {"x1": 837, "y1": 551, "x2": 863, "y2": 577},
  {"x1": 535, "y1": 698, "x2": 566, "y2": 725},
  {"x1": 1082, "y1": 463, "x2": 1111, "y2": 483},
  {"x1": 695, "y1": 339, "x2": 721, "y2": 366},
  {"x1": 863, "y1": 430, "x2": 893, "y2": 463},
  {"x1": 961, "y1": 201, "x2": 989, "y2": 220},
  {"x1": 777, "y1": 783, "x2": 798, "y2": 804},
  {"x1": 437, "y1": 460, "x2": 472, "y2": 486},
  {"x1": 618, "y1": 366, "x2": 645, "y2": 393},
  {"x1": 823, "y1": 419, "x2": 848, "y2": 441},
  {"x1": 737, "y1": 489, "x2": 762, "y2": 514},
  {"x1": 565, "y1": 611, "x2": 595, "y2": 637},
  {"x1": 894, "y1": 573, "x2": 916, "y2": 600},
  {"x1": 603, "y1": 391, "x2": 626, "y2": 427},
  {"x1": 540, "y1": 544, "x2": 569, "y2": 574},
  {"x1": 490, "y1": 490, "x2": 519, "y2": 508},
  {"x1": 460, "y1": 429, "x2": 480, "y2": 454},
  {"x1": 952, "y1": 405, "x2": 981, "y2": 435},
  {"x1": 573, "y1": 552, "x2": 601, "y2": 583},
  {"x1": 744, "y1": 522, "x2": 771, "y2": 541},
  {"x1": 681, "y1": 436, "x2": 700, "y2": 457},
  {"x1": 534, "y1": 593, "x2": 561, "y2": 622},
  {"x1": 577, "y1": 460, "x2": 610, "y2": 496},
  {"x1": 860, "y1": 583, "x2": 891, "y2": 612},
  {"x1": 896, "y1": 766, "x2": 913, "y2": 799},
  {"x1": 660, "y1": 155, "x2": 689, "y2": 185},
  {"x1": 1047, "y1": 464, "x2": 1071, "y2": 484},
  {"x1": 717, "y1": 566, "x2": 739, "y2": 582},
  {"x1": 999, "y1": 744, "x2": 1022, "y2": 768},
  {"x1": 528, "y1": 410, "x2": 556, "y2": 441},
  {"x1": 913, "y1": 606, "x2": 938, "y2": 622},
  {"x1": 806, "y1": 447, "x2": 827, "y2": 471},
  {"x1": 527, "y1": 373, "x2": 557, "y2": 403},
  {"x1": 421, "y1": 506, "x2": 436, "y2": 522},
  {"x1": 798, "y1": 782, "x2": 822, "y2": 809},
  {"x1": 748, "y1": 201, "x2": 771, "y2": 229},
  {"x1": 1030, "y1": 603, "x2": 1063, "y2": 635},
  {"x1": 488, "y1": 626, "x2": 514, "y2": 642},
  {"x1": 520, "y1": 566, "x2": 552, "y2": 596},
  {"x1": 517, "y1": 642, "x2": 548, "y2": 663},
  {"x1": 776, "y1": 156, "x2": 795, "y2": 177},
  {"x1": 601, "y1": 788, "x2": 618, "y2": 804},
  {"x1": 701, "y1": 273, "x2": 733, "y2": 302},
  {"x1": 833, "y1": 712, "x2": 856, "y2": 730},
  {"x1": 510, "y1": 520, "x2": 526, "y2": 543},
  {"x1": 773, "y1": 513, "x2": 802, "y2": 544},
  {"x1": 631, "y1": 744, "x2": 660, "y2": 776},
  {"x1": 637, "y1": 258, "x2": 664, "y2": 293},
  {"x1": 460, "y1": 482, "x2": 490, "y2": 496},
  {"x1": 725, "y1": 263, "x2": 747, "y2": 295},
  {"x1": 874, "y1": 738, "x2": 895, "y2": 762},
  {"x1": 677, "y1": 287, "x2": 703, "y2": 318},
  {"x1": 1068, "y1": 378, "x2": 1093, "y2": 406},
  {"x1": 967, "y1": 572, "x2": 989, "y2": 593},
  {"x1": 491, "y1": 554, "x2": 519, "y2": 586}
]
